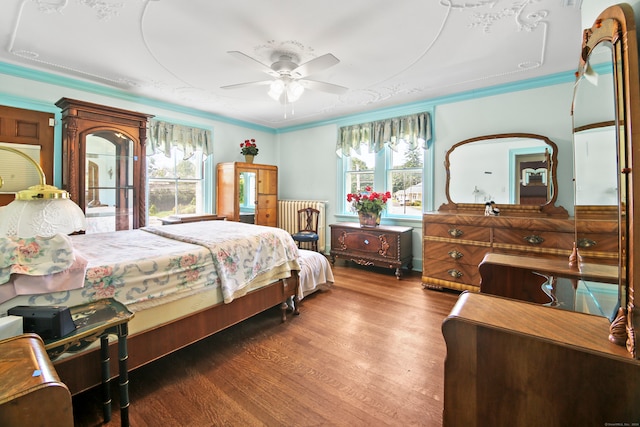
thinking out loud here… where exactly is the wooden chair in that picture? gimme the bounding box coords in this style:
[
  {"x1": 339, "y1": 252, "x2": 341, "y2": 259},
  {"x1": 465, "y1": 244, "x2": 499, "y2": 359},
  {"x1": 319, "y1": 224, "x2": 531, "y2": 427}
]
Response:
[{"x1": 291, "y1": 207, "x2": 320, "y2": 252}]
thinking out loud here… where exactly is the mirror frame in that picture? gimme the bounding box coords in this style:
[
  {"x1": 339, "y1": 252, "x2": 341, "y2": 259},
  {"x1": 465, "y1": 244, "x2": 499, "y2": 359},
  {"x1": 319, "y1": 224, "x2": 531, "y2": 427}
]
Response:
[
  {"x1": 574, "y1": 3, "x2": 640, "y2": 358},
  {"x1": 439, "y1": 133, "x2": 568, "y2": 218}
]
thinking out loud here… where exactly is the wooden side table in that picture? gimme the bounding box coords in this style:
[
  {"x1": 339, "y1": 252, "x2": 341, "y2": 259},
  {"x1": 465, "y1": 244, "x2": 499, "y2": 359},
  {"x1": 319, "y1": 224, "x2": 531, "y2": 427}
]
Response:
[
  {"x1": 44, "y1": 298, "x2": 134, "y2": 427},
  {"x1": 0, "y1": 333, "x2": 73, "y2": 426},
  {"x1": 329, "y1": 222, "x2": 413, "y2": 279}
]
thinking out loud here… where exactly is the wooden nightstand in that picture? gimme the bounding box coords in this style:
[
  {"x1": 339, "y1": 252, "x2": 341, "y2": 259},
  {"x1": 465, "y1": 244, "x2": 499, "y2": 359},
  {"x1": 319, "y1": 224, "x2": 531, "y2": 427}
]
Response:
[
  {"x1": 44, "y1": 298, "x2": 134, "y2": 427},
  {"x1": 0, "y1": 333, "x2": 73, "y2": 426},
  {"x1": 329, "y1": 222, "x2": 413, "y2": 279}
]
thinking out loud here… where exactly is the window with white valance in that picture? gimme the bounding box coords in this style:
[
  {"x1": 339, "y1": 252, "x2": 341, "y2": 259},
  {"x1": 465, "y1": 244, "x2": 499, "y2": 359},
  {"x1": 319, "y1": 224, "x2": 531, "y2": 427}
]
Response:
[
  {"x1": 149, "y1": 120, "x2": 213, "y2": 158},
  {"x1": 147, "y1": 120, "x2": 213, "y2": 224},
  {"x1": 336, "y1": 112, "x2": 431, "y2": 157},
  {"x1": 337, "y1": 112, "x2": 432, "y2": 218}
]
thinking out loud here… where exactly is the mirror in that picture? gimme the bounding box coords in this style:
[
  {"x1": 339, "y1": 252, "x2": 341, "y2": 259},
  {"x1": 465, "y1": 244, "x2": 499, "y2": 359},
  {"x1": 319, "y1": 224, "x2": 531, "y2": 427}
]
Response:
[
  {"x1": 572, "y1": 4, "x2": 639, "y2": 356},
  {"x1": 442, "y1": 133, "x2": 565, "y2": 216},
  {"x1": 85, "y1": 131, "x2": 135, "y2": 233},
  {"x1": 238, "y1": 170, "x2": 256, "y2": 223}
]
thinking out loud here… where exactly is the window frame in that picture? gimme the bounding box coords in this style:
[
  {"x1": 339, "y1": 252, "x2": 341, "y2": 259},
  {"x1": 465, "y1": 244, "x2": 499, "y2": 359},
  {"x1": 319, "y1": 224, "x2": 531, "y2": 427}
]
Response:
[{"x1": 338, "y1": 141, "x2": 434, "y2": 222}]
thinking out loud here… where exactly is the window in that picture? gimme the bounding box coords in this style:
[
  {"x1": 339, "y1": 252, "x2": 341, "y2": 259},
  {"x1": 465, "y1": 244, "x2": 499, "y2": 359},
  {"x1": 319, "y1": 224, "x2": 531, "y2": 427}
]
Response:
[
  {"x1": 388, "y1": 140, "x2": 423, "y2": 216},
  {"x1": 147, "y1": 147, "x2": 204, "y2": 224},
  {"x1": 338, "y1": 112, "x2": 431, "y2": 218},
  {"x1": 147, "y1": 120, "x2": 212, "y2": 226}
]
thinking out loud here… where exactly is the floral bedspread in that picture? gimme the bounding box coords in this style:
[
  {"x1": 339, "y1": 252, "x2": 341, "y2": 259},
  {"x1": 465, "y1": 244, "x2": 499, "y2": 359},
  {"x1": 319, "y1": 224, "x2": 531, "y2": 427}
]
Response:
[
  {"x1": 142, "y1": 221, "x2": 300, "y2": 303},
  {"x1": 0, "y1": 234, "x2": 76, "y2": 285},
  {"x1": 0, "y1": 229, "x2": 217, "y2": 315}
]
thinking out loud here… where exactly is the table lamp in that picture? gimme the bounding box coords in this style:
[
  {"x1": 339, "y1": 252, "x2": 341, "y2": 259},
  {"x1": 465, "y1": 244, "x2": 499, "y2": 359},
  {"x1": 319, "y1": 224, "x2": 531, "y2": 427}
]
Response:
[{"x1": 0, "y1": 145, "x2": 86, "y2": 237}]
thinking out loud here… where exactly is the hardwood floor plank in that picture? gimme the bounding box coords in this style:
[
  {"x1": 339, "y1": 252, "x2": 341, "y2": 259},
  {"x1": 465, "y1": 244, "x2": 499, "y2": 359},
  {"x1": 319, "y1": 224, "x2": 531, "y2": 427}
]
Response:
[{"x1": 72, "y1": 262, "x2": 460, "y2": 426}]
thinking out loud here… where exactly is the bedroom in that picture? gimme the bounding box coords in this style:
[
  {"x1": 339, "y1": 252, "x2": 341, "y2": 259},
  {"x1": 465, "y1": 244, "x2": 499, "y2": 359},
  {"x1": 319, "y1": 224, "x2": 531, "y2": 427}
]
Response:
[{"x1": 1, "y1": 0, "x2": 639, "y2": 425}]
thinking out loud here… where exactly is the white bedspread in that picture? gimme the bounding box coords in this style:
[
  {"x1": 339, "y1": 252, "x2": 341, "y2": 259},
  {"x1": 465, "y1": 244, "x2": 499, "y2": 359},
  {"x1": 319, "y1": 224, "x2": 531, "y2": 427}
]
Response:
[{"x1": 298, "y1": 249, "x2": 334, "y2": 299}]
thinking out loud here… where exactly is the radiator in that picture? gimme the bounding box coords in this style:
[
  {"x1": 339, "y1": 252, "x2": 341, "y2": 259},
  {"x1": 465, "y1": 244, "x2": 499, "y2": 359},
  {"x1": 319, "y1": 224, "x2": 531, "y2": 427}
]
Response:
[{"x1": 277, "y1": 200, "x2": 327, "y2": 252}]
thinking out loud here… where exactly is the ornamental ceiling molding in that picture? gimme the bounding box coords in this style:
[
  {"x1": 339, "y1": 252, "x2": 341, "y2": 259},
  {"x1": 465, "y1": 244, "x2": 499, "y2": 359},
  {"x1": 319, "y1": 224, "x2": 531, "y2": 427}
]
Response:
[{"x1": 9, "y1": 0, "x2": 130, "y2": 85}]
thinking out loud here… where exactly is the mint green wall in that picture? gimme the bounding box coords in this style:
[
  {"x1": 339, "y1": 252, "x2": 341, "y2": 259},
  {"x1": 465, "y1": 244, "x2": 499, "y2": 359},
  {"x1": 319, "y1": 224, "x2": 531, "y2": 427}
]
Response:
[{"x1": 0, "y1": 61, "x2": 579, "y2": 271}]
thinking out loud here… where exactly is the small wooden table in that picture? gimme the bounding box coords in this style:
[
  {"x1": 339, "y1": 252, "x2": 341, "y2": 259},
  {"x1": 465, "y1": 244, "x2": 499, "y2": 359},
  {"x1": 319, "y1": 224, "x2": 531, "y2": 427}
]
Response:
[
  {"x1": 44, "y1": 298, "x2": 134, "y2": 427},
  {"x1": 329, "y1": 222, "x2": 413, "y2": 279}
]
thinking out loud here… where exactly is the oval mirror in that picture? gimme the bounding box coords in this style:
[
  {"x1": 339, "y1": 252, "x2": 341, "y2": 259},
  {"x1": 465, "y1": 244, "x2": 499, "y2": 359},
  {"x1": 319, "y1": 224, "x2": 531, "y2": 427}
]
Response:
[{"x1": 442, "y1": 133, "x2": 563, "y2": 216}]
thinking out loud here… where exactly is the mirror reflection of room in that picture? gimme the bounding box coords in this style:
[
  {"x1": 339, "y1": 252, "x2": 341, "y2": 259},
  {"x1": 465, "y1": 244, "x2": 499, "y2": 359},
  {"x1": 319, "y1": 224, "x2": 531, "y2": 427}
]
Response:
[{"x1": 448, "y1": 134, "x2": 553, "y2": 205}]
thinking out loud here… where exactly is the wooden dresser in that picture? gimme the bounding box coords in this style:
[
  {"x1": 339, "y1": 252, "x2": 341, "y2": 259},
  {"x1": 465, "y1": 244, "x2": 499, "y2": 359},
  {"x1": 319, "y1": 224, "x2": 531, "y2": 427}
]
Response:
[
  {"x1": 422, "y1": 212, "x2": 578, "y2": 292},
  {"x1": 329, "y1": 222, "x2": 413, "y2": 279}
]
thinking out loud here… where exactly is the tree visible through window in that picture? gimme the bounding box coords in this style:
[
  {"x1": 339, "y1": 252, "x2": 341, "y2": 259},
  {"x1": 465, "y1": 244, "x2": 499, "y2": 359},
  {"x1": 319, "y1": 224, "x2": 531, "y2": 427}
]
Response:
[
  {"x1": 147, "y1": 147, "x2": 204, "y2": 224},
  {"x1": 388, "y1": 141, "x2": 423, "y2": 216},
  {"x1": 338, "y1": 111, "x2": 430, "y2": 219}
]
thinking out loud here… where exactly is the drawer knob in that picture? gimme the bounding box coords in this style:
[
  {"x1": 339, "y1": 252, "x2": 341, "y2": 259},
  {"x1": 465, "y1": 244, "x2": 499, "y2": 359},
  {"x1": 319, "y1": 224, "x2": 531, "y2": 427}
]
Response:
[
  {"x1": 524, "y1": 235, "x2": 544, "y2": 245},
  {"x1": 447, "y1": 269, "x2": 463, "y2": 278},
  {"x1": 448, "y1": 228, "x2": 463, "y2": 238},
  {"x1": 448, "y1": 249, "x2": 463, "y2": 260},
  {"x1": 577, "y1": 238, "x2": 597, "y2": 249},
  {"x1": 364, "y1": 239, "x2": 369, "y2": 245}
]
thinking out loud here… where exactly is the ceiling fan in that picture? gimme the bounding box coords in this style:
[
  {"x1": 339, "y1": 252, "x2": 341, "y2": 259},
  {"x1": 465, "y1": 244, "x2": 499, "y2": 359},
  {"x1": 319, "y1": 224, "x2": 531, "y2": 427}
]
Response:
[{"x1": 221, "y1": 51, "x2": 348, "y2": 104}]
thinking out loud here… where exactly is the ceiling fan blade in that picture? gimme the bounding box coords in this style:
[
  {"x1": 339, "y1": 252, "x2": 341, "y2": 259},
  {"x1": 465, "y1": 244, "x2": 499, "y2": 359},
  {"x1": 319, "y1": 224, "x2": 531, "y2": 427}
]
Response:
[
  {"x1": 220, "y1": 80, "x2": 273, "y2": 90},
  {"x1": 227, "y1": 51, "x2": 279, "y2": 77},
  {"x1": 299, "y1": 79, "x2": 348, "y2": 95},
  {"x1": 291, "y1": 53, "x2": 340, "y2": 78}
]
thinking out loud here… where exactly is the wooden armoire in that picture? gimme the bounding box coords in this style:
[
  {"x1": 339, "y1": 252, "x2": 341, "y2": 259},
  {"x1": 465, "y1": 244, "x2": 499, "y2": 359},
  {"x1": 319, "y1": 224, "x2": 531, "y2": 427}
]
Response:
[
  {"x1": 56, "y1": 98, "x2": 153, "y2": 232},
  {"x1": 216, "y1": 162, "x2": 277, "y2": 227}
]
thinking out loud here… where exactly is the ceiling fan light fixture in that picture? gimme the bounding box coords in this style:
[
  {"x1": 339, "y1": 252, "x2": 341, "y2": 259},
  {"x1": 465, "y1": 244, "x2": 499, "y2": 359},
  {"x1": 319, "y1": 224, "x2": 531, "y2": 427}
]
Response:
[
  {"x1": 268, "y1": 79, "x2": 285, "y2": 101},
  {"x1": 287, "y1": 80, "x2": 304, "y2": 102}
]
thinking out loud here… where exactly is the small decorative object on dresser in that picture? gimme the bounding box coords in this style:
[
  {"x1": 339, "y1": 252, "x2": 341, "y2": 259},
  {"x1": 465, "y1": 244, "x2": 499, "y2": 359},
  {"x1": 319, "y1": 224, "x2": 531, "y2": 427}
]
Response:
[
  {"x1": 346, "y1": 186, "x2": 391, "y2": 228},
  {"x1": 329, "y1": 222, "x2": 413, "y2": 279},
  {"x1": 240, "y1": 138, "x2": 258, "y2": 163}
]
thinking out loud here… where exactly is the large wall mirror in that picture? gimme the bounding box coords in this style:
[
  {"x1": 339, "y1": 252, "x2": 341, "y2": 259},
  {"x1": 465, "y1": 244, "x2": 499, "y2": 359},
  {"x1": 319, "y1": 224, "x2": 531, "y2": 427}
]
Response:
[
  {"x1": 572, "y1": 3, "x2": 640, "y2": 358},
  {"x1": 440, "y1": 133, "x2": 567, "y2": 217}
]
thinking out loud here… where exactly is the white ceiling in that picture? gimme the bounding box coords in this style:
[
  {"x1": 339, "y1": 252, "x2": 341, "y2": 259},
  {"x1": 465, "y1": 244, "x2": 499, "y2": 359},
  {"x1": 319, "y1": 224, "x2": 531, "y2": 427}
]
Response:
[{"x1": 0, "y1": 0, "x2": 594, "y2": 130}]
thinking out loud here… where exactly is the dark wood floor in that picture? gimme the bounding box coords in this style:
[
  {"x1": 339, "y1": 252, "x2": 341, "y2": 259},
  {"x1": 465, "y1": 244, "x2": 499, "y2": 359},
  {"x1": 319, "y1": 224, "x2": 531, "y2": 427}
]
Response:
[{"x1": 72, "y1": 261, "x2": 460, "y2": 426}]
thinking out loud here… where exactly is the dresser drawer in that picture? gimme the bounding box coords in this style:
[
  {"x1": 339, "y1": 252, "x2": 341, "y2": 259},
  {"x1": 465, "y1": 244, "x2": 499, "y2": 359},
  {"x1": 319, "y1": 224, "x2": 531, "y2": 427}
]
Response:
[
  {"x1": 422, "y1": 258, "x2": 482, "y2": 287},
  {"x1": 423, "y1": 240, "x2": 489, "y2": 266},
  {"x1": 576, "y1": 232, "x2": 618, "y2": 253},
  {"x1": 423, "y1": 223, "x2": 490, "y2": 242},
  {"x1": 493, "y1": 228, "x2": 573, "y2": 253}
]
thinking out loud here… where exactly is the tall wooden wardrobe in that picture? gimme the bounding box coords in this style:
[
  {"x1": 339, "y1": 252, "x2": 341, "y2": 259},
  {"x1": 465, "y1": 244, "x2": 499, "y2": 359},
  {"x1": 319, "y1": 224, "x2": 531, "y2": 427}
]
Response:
[{"x1": 216, "y1": 162, "x2": 277, "y2": 227}]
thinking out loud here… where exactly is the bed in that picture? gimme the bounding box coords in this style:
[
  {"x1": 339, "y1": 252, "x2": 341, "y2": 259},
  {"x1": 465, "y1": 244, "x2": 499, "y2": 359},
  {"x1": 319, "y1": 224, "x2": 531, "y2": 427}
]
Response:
[{"x1": 0, "y1": 221, "x2": 301, "y2": 394}]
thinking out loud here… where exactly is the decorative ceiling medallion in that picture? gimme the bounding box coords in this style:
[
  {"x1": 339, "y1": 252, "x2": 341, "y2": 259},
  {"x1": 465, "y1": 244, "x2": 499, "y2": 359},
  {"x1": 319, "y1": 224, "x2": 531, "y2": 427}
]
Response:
[
  {"x1": 254, "y1": 40, "x2": 317, "y2": 64},
  {"x1": 77, "y1": 0, "x2": 124, "y2": 21},
  {"x1": 468, "y1": 0, "x2": 548, "y2": 33},
  {"x1": 33, "y1": 0, "x2": 68, "y2": 14}
]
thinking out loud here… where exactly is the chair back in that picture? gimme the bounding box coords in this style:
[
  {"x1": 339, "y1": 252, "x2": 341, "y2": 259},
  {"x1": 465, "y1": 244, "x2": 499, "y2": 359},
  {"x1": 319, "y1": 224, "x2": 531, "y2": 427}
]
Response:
[{"x1": 297, "y1": 207, "x2": 319, "y2": 233}]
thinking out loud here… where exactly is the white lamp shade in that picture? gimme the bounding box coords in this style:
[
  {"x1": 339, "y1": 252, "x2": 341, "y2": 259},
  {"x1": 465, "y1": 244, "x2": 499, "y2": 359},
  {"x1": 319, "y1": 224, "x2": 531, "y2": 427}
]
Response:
[{"x1": 0, "y1": 199, "x2": 86, "y2": 238}]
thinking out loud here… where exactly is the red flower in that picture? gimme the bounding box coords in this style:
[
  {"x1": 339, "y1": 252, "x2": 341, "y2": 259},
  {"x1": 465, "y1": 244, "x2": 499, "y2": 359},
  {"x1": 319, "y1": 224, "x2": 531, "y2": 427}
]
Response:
[{"x1": 346, "y1": 187, "x2": 390, "y2": 215}]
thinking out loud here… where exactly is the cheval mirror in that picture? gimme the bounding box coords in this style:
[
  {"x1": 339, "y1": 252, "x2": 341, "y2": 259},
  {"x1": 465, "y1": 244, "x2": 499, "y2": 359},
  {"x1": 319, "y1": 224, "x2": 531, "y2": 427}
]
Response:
[{"x1": 572, "y1": 3, "x2": 640, "y2": 358}]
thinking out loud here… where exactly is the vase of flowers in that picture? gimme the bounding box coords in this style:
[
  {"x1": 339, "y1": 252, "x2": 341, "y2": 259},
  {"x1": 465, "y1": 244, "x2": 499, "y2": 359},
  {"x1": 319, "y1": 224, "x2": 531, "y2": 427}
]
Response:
[
  {"x1": 346, "y1": 186, "x2": 391, "y2": 227},
  {"x1": 240, "y1": 138, "x2": 259, "y2": 163}
]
